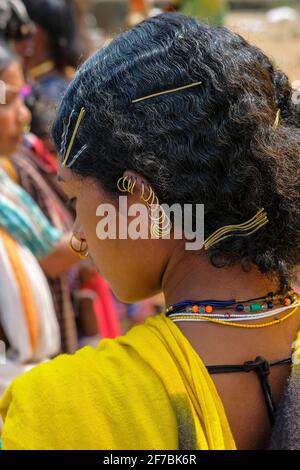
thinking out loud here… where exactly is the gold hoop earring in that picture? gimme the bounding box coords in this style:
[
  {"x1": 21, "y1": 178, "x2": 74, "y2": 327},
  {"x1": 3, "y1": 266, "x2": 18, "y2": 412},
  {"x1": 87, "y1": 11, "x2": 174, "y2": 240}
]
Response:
[
  {"x1": 69, "y1": 235, "x2": 89, "y2": 259},
  {"x1": 117, "y1": 176, "x2": 137, "y2": 194},
  {"x1": 149, "y1": 202, "x2": 168, "y2": 224},
  {"x1": 140, "y1": 184, "x2": 172, "y2": 238},
  {"x1": 117, "y1": 176, "x2": 128, "y2": 192},
  {"x1": 141, "y1": 182, "x2": 155, "y2": 204},
  {"x1": 148, "y1": 195, "x2": 164, "y2": 222},
  {"x1": 150, "y1": 217, "x2": 172, "y2": 238},
  {"x1": 119, "y1": 178, "x2": 172, "y2": 238}
]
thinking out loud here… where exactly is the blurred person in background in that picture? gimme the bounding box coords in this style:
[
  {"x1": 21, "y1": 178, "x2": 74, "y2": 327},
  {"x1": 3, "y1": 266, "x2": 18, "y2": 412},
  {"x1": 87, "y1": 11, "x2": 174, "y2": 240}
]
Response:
[
  {"x1": 0, "y1": 40, "x2": 64, "y2": 395},
  {"x1": 13, "y1": 0, "x2": 87, "y2": 104},
  {"x1": 0, "y1": 0, "x2": 34, "y2": 43},
  {"x1": 0, "y1": 41, "x2": 83, "y2": 355},
  {"x1": 0, "y1": 1, "x2": 121, "y2": 345},
  {"x1": 11, "y1": 89, "x2": 121, "y2": 345}
]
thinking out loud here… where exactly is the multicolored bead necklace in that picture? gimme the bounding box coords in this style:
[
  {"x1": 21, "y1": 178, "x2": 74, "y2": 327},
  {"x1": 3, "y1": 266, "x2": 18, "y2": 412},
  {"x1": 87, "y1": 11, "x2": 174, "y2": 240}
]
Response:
[{"x1": 165, "y1": 289, "x2": 300, "y2": 329}]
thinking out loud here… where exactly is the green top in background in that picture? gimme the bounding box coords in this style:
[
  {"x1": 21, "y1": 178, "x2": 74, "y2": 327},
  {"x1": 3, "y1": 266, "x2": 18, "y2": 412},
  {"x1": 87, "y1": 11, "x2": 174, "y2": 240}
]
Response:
[{"x1": 178, "y1": 0, "x2": 228, "y2": 25}]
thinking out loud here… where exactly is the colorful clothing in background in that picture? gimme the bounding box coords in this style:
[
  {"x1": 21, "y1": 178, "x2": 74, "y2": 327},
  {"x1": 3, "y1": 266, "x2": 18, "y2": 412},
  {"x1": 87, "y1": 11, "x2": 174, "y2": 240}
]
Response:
[
  {"x1": 11, "y1": 135, "x2": 78, "y2": 353},
  {"x1": 178, "y1": 0, "x2": 227, "y2": 25},
  {"x1": 0, "y1": 167, "x2": 61, "y2": 396},
  {"x1": 0, "y1": 165, "x2": 62, "y2": 363},
  {"x1": 0, "y1": 229, "x2": 60, "y2": 365},
  {"x1": 0, "y1": 168, "x2": 61, "y2": 258}
]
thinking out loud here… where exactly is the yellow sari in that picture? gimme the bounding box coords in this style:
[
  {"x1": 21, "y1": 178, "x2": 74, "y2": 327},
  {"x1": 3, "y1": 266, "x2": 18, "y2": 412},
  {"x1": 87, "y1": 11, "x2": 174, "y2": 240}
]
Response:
[{"x1": 4, "y1": 311, "x2": 284, "y2": 449}]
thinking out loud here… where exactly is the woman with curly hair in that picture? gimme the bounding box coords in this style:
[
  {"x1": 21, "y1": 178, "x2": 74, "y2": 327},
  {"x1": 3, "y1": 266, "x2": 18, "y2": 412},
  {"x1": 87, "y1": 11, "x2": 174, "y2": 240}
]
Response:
[{"x1": 1, "y1": 13, "x2": 300, "y2": 450}]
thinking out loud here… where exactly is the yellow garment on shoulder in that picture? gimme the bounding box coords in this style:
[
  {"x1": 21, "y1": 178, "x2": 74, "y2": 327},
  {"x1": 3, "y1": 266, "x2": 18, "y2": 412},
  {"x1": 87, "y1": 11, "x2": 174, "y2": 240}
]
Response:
[{"x1": 0, "y1": 314, "x2": 236, "y2": 450}]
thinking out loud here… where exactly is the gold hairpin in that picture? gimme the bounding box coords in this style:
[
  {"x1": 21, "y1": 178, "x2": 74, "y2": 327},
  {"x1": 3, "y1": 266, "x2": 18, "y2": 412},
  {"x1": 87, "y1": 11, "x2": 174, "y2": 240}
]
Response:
[
  {"x1": 273, "y1": 109, "x2": 281, "y2": 130},
  {"x1": 62, "y1": 107, "x2": 86, "y2": 166},
  {"x1": 203, "y1": 208, "x2": 268, "y2": 250},
  {"x1": 132, "y1": 81, "x2": 202, "y2": 104}
]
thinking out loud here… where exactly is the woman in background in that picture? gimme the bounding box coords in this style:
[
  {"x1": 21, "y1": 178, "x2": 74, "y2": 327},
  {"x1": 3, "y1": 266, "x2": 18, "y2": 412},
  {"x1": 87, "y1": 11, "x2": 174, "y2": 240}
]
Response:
[
  {"x1": 0, "y1": 40, "x2": 63, "y2": 395},
  {"x1": 14, "y1": 0, "x2": 87, "y2": 104},
  {"x1": 0, "y1": 41, "x2": 83, "y2": 356}
]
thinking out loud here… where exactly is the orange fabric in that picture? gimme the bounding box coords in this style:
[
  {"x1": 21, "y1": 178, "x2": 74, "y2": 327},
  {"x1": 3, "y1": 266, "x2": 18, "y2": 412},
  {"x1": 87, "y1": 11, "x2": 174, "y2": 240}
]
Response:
[
  {"x1": 0, "y1": 158, "x2": 18, "y2": 183},
  {"x1": 0, "y1": 229, "x2": 39, "y2": 352}
]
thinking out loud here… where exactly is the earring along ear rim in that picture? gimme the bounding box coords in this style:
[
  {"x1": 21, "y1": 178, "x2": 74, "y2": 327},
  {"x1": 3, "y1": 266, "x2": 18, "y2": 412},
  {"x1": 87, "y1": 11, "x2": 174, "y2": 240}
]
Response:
[
  {"x1": 149, "y1": 204, "x2": 169, "y2": 224},
  {"x1": 148, "y1": 190, "x2": 157, "y2": 207},
  {"x1": 141, "y1": 184, "x2": 154, "y2": 204},
  {"x1": 150, "y1": 220, "x2": 172, "y2": 238},
  {"x1": 117, "y1": 176, "x2": 137, "y2": 194},
  {"x1": 139, "y1": 184, "x2": 172, "y2": 229},
  {"x1": 150, "y1": 207, "x2": 173, "y2": 234},
  {"x1": 151, "y1": 220, "x2": 172, "y2": 235},
  {"x1": 128, "y1": 177, "x2": 137, "y2": 194},
  {"x1": 117, "y1": 176, "x2": 129, "y2": 192},
  {"x1": 148, "y1": 194, "x2": 161, "y2": 219},
  {"x1": 144, "y1": 187, "x2": 154, "y2": 205},
  {"x1": 149, "y1": 210, "x2": 166, "y2": 224}
]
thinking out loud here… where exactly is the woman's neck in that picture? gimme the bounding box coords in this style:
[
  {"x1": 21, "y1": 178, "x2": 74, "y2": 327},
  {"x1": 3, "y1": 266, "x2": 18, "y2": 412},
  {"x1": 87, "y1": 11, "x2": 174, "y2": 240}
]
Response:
[
  {"x1": 161, "y1": 245, "x2": 300, "y2": 364},
  {"x1": 162, "y1": 247, "x2": 281, "y2": 309}
]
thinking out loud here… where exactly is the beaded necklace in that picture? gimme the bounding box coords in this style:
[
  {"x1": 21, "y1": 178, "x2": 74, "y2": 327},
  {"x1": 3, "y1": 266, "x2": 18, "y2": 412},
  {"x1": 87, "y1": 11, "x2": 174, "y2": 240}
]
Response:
[
  {"x1": 165, "y1": 288, "x2": 300, "y2": 427},
  {"x1": 165, "y1": 289, "x2": 300, "y2": 329}
]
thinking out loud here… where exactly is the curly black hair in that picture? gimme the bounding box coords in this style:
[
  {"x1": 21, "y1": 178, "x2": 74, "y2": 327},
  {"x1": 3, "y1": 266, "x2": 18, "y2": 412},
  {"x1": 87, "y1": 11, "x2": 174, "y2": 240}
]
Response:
[{"x1": 52, "y1": 13, "x2": 300, "y2": 291}]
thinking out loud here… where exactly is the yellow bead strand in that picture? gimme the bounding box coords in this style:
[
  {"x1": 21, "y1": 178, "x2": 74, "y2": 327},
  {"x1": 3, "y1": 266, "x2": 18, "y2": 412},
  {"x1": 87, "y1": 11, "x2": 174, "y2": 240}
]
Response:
[{"x1": 170, "y1": 306, "x2": 299, "y2": 328}]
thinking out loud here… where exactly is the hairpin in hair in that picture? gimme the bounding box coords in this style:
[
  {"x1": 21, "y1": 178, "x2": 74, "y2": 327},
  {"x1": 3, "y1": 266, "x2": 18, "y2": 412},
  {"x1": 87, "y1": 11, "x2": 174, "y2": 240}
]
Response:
[
  {"x1": 203, "y1": 208, "x2": 268, "y2": 250},
  {"x1": 60, "y1": 110, "x2": 74, "y2": 158},
  {"x1": 62, "y1": 107, "x2": 86, "y2": 167},
  {"x1": 132, "y1": 81, "x2": 202, "y2": 104},
  {"x1": 273, "y1": 109, "x2": 281, "y2": 130}
]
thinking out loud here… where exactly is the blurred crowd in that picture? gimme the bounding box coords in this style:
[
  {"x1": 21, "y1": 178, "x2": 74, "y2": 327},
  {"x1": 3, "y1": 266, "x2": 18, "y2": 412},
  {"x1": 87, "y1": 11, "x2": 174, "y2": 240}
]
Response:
[{"x1": 0, "y1": 0, "x2": 171, "y2": 397}]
